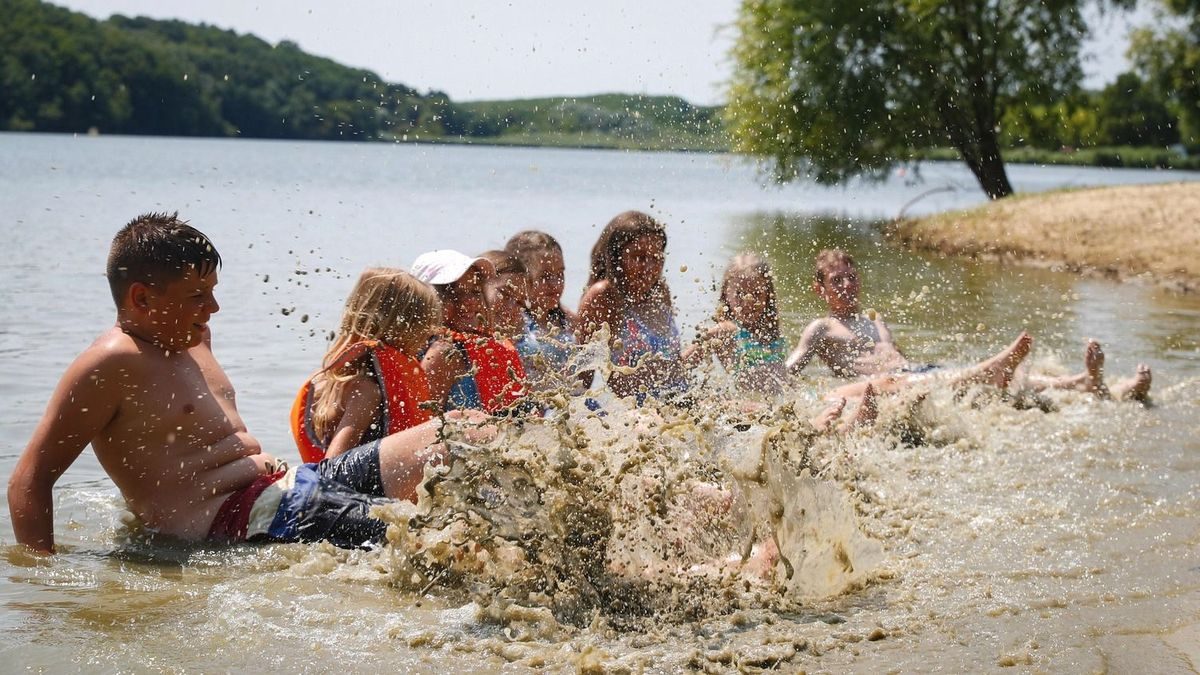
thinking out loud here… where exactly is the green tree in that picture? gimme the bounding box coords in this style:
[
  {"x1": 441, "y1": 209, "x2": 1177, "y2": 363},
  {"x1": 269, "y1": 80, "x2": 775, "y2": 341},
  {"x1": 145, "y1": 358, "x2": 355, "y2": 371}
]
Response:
[
  {"x1": 1095, "y1": 72, "x2": 1179, "y2": 146},
  {"x1": 726, "y1": 0, "x2": 1109, "y2": 199},
  {"x1": 1130, "y1": 0, "x2": 1200, "y2": 148}
]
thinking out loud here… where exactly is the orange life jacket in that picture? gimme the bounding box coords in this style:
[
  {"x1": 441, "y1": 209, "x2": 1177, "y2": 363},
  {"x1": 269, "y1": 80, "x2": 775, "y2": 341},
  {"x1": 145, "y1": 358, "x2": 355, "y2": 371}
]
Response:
[
  {"x1": 448, "y1": 330, "x2": 527, "y2": 413},
  {"x1": 290, "y1": 340, "x2": 432, "y2": 463}
]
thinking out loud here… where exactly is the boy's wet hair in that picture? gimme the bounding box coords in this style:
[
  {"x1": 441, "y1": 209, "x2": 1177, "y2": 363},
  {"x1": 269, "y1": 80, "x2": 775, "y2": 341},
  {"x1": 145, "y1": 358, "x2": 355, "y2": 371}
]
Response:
[
  {"x1": 588, "y1": 210, "x2": 667, "y2": 287},
  {"x1": 480, "y1": 250, "x2": 527, "y2": 277},
  {"x1": 504, "y1": 230, "x2": 562, "y2": 269},
  {"x1": 813, "y1": 249, "x2": 856, "y2": 284},
  {"x1": 106, "y1": 212, "x2": 221, "y2": 306}
]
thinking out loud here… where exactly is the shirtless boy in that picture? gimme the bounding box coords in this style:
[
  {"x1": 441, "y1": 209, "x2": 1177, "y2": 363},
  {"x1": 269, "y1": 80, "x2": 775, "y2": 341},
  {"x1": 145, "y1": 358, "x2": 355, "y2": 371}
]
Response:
[
  {"x1": 785, "y1": 249, "x2": 1151, "y2": 401},
  {"x1": 8, "y1": 214, "x2": 484, "y2": 554}
]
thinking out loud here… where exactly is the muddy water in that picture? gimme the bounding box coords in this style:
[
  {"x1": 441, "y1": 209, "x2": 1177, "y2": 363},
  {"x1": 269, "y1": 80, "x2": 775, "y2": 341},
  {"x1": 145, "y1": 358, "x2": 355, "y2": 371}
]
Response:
[{"x1": 2, "y1": 134, "x2": 1199, "y2": 671}]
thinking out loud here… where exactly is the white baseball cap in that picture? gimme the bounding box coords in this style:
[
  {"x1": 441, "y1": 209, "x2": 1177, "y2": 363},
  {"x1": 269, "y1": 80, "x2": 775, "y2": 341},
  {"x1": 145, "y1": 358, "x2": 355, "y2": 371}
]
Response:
[{"x1": 410, "y1": 249, "x2": 494, "y2": 285}]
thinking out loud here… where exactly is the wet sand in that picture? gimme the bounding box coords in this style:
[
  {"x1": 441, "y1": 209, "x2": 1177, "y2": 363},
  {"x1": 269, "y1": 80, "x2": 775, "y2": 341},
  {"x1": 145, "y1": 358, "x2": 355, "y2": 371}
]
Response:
[{"x1": 889, "y1": 181, "x2": 1200, "y2": 292}]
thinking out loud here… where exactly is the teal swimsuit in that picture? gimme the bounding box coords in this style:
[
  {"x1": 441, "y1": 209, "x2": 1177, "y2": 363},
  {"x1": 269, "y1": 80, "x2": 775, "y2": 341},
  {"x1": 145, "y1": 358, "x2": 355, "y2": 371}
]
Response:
[{"x1": 731, "y1": 325, "x2": 787, "y2": 371}]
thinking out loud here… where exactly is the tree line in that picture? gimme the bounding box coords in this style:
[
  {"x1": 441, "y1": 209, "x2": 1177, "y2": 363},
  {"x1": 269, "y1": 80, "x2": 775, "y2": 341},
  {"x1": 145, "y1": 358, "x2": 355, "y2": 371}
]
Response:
[
  {"x1": 0, "y1": 0, "x2": 723, "y2": 146},
  {"x1": 0, "y1": 0, "x2": 475, "y2": 140}
]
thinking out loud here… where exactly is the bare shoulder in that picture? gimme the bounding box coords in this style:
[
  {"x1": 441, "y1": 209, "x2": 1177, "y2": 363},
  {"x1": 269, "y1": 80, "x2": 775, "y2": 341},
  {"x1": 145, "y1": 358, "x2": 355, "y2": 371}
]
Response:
[
  {"x1": 69, "y1": 327, "x2": 146, "y2": 381},
  {"x1": 579, "y1": 279, "x2": 615, "y2": 308},
  {"x1": 577, "y1": 281, "x2": 620, "y2": 337}
]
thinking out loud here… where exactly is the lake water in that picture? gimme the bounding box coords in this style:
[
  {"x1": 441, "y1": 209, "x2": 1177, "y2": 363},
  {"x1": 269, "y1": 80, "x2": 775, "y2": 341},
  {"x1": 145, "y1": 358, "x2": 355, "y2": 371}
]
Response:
[{"x1": 1, "y1": 132, "x2": 1198, "y2": 671}]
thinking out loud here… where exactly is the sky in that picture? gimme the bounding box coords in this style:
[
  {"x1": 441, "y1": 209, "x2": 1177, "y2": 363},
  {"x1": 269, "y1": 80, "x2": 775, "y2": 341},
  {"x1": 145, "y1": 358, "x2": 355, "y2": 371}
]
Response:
[{"x1": 54, "y1": 0, "x2": 1151, "y2": 105}]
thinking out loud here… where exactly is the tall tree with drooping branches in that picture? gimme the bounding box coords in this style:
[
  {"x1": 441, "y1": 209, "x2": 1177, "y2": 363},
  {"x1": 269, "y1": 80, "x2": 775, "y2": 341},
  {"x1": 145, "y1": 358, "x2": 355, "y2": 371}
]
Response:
[{"x1": 725, "y1": 0, "x2": 1116, "y2": 199}]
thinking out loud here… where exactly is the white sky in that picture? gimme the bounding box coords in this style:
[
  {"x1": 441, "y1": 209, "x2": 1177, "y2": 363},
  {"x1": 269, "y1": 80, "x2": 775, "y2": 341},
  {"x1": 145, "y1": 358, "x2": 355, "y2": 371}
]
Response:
[{"x1": 54, "y1": 0, "x2": 1147, "y2": 105}]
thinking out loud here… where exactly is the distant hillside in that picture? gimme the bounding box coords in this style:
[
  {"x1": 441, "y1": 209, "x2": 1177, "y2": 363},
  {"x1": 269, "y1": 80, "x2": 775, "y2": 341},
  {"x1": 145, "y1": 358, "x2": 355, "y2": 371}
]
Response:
[
  {"x1": 1, "y1": 0, "x2": 726, "y2": 149},
  {"x1": 454, "y1": 95, "x2": 728, "y2": 151},
  {"x1": 0, "y1": 0, "x2": 464, "y2": 140}
]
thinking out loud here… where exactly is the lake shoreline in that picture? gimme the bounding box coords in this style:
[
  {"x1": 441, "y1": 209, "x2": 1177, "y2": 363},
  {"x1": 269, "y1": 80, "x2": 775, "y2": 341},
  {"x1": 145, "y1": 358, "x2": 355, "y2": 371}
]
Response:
[{"x1": 888, "y1": 181, "x2": 1200, "y2": 293}]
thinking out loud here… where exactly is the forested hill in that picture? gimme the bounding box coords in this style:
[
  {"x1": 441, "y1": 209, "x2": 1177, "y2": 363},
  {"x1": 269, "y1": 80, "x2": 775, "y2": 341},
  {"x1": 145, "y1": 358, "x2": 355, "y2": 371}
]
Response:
[
  {"x1": 0, "y1": 0, "x2": 726, "y2": 148},
  {"x1": 454, "y1": 95, "x2": 726, "y2": 151},
  {"x1": 0, "y1": 0, "x2": 465, "y2": 140}
]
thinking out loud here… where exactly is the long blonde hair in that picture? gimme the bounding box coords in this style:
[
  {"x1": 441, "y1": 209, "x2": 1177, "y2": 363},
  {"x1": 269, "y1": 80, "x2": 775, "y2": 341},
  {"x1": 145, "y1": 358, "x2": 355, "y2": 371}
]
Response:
[
  {"x1": 310, "y1": 267, "x2": 440, "y2": 443},
  {"x1": 718, "y1": 253, "x2": 781, "y2": 342}
]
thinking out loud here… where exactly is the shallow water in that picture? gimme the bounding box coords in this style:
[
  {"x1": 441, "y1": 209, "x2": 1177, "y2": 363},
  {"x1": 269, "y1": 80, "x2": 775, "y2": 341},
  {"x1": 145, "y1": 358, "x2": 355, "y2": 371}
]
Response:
[{"x1": 1, "y1": 133, "x2": 1199, "y2": 671}]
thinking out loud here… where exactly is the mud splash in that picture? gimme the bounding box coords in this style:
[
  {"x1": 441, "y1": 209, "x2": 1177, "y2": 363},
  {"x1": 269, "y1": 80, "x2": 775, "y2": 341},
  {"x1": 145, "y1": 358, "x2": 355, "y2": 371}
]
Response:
[{"x1": 371, "y1": 350, "x2": 890, "y2": 634}]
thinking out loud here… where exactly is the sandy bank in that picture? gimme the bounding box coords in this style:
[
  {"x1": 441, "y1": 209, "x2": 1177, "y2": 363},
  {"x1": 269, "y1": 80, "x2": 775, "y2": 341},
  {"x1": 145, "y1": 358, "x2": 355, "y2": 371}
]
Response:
[{"x1": 888, "y1": 181, "x2": 1200, "y2": 292}]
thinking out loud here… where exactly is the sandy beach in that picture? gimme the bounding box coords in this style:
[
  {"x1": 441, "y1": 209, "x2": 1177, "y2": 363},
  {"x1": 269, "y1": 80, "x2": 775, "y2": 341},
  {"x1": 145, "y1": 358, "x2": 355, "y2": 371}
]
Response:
[{"x1": 889, "y1": 181, "x2": 1200, "y2": 292}]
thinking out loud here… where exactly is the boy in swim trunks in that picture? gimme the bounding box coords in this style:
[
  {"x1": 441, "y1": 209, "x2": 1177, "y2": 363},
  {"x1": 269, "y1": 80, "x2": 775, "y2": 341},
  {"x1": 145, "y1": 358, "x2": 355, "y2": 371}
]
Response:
[{"x1": 8, "y1": 213, "x2": 488, "y2": 553}]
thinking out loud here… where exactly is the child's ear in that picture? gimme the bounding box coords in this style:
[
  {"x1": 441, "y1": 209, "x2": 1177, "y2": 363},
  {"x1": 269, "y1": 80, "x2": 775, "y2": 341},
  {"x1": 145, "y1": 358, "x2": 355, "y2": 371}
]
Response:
[{"x1": 128, "y1": 282, "x2": 151, "y2": 311}]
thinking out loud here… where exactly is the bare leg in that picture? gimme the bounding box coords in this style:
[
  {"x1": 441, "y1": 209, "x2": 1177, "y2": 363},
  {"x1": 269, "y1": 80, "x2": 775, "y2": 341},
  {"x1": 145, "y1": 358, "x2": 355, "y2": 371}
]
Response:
[
  {"x1": 376, "y1": 410, "x2": 494, "y2": 501},
  {"x1": 810, "y1": 398, "x2": 846, "y2": 434},
  {"x1": 1028, "y1": 339, "x2": 1109, "y2": 396},
  {"x1": 826, "y1": 374, "x2": 903, "y2": 400},
  {"x1": 839, "y1": 383, "x2": 878, "y2": 433},
  {"x1": 1111, "y1": 364, "x2": 1152, "y2": 403},
  {"x1": 1027, "y1": 340, "x2": 1148, "y2": 402},
  {"x1": 951, "y1": 331, "x2": 1032, "y2": 390}
]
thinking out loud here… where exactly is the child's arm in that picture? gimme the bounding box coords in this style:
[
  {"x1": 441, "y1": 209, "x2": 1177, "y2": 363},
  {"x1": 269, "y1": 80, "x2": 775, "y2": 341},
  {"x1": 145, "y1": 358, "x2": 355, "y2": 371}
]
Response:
[
  {"x1": 872, "y1": 314, "x2": 903, "y2": 354},
  {"x1": 576, "y1": 282, "x2": 619, "y2": 347},
  {"x1": 421, "y1": 338, "x2": 469, "y2": 409},
  {"x1": 681, "y1": 322, "x2": 735, "y2": 369},
  {"x1": 8, "y1": 349, "x2": 123, "y2": 553},
  {"x1": 560, "y1": 304, "x2": 580, "y2": 333},
  {"x1": 324, "y1": 375, "x2": 384, "y2": 458},
  {"x1": 785, "y1": 319, "x2": 827, "y2": 375}
]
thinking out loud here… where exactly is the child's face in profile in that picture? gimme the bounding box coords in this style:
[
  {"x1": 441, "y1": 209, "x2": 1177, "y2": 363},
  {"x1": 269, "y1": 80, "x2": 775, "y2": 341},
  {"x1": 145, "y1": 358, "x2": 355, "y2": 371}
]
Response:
[
  {"x1": 526, "y1": 251, "x2": 565, "y2": 314},
  {"x1": 725, "y1": 273, "x2": 770, "y2": 327},
  {"x1": 140, "y1": 267, "x2": 221, "y2": 350},
  {"x1": 618, "y1": 234, "x2": 665, "y2": 299},
  {"x1": 815, "y1": 260, "x2": 860, "y2": 312},
  {"x1": 443, "y1": 264, "x2": 491, "y2": 333},
  {"x1": 485, "y1": 272, "x2": 528, "y2": 339}
]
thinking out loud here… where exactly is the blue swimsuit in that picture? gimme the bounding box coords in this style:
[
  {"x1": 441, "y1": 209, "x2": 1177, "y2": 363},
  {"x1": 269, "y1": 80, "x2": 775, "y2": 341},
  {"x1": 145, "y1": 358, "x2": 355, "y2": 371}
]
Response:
[
  {"x1": 515, "y1": 309, "x2": 575, "y2": 376},
  {"x1": 613, "y1": 314, "x2": 688, "y2": 400}
]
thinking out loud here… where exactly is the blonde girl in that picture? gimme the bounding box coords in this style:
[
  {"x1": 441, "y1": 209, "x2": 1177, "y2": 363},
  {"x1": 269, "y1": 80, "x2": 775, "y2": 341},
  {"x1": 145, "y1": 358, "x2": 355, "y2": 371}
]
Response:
[{"x1": 292, "y1": 268, "x2": 440, "y2": 461}]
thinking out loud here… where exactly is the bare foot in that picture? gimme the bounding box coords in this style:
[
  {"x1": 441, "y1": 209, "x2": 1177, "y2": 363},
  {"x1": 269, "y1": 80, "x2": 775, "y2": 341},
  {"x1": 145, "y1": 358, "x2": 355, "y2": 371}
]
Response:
[
  {"x1": 957, "y1": 331, "x2": 1032, "y2": 390},
  {"x1": 811, "y1": 398, "x2": 846, "y2": 434},
  {"x1": 1113, "y1": 364, "x2": 1152, "y2": 403},
  {"x1": 841, "y1": 383, "x2": 878, "y2": 432},
  {"x1": 1081, "y1": 339, "x2": 1111, "y2": 397}
]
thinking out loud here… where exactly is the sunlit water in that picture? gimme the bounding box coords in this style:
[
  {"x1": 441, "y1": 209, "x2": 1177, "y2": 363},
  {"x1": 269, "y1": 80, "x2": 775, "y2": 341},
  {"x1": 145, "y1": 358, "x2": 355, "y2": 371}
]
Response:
[{"x1": 1, "y1": 132, "x2": 1198, "y2": 670}]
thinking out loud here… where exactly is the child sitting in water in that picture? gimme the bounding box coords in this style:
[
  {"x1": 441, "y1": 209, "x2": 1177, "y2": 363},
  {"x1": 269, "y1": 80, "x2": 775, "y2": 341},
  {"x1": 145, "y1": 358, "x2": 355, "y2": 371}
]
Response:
[
  {"x1": 684, "y1": 253, "x2": 790, "y2": 395},
  {"x1": 291, "y1": 268, "x2": 439, "y2": 462},
  {"x1": 786, "y1": 248, "x2": 1151, "y2": 401},
  {"x1": 413, "y1": 249, "x2": 528, "y2": 413},
  {"x1": 578, "y1": 210, "x2": 688, "y2": 401},
  {"x1": 9, "y1": 214, "x2": 488, "y2": 553},
  {"x1": 479, "y1": 250, "x2": 530, "y2": 344},
  {"x1": 504, "y1": 231, "x2": 578, "y2": 386}
]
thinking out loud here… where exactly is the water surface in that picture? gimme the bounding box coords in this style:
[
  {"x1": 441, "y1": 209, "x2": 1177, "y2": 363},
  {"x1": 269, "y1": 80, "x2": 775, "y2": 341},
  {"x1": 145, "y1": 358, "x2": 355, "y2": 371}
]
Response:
[{"x1": 1, "y1": 133, "x2": 1198, "y2": 670}]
